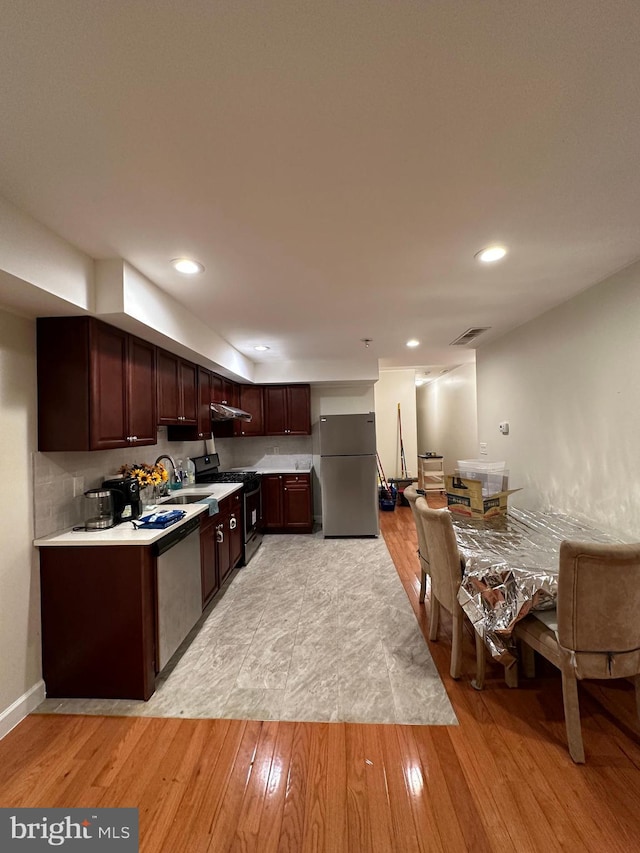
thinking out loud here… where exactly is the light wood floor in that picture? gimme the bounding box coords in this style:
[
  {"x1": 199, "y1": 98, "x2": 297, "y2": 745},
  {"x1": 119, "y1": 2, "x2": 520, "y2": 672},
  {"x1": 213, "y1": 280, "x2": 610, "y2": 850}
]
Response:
[{"x1": 1, "y1": 500, "x2": 640, "y2": 852}]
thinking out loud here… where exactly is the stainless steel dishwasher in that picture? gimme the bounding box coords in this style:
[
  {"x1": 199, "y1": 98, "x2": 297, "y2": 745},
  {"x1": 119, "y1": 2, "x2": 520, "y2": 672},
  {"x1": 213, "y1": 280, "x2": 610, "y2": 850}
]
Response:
[{"x1": 153, "y1": 517, "x2": 201, "y2": 671}]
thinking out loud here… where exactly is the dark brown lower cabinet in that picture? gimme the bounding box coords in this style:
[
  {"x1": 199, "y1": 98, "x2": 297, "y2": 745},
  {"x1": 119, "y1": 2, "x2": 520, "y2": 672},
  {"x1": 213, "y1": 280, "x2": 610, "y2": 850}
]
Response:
[
  {"x1": 228, "y1": 492, "x2": 243, "y2": 568},
  {"x1": 262, "y1": 474, "x2": 284, "y2": 529},
  {"x1": 216, "y1": 511, "x2": 232, "y2": 584},
  {"x1": 39, "y1": 496, "x2": 246, "y2": 701},
  {"x1": 283, "y1": 475, "x2": 313, "y2": 530},
  {"x1": 215, "y1": 492, "x2": 244, "y2": 583},
  {"x1": 40, "y1": 546, "x2": 156, "y2": 700},
  {"x1": 200, "y1": 513, "x2": 219, "y2": 607},
  {"x1": 262, "y1": 473, "x2": 313, "y2": 533}
]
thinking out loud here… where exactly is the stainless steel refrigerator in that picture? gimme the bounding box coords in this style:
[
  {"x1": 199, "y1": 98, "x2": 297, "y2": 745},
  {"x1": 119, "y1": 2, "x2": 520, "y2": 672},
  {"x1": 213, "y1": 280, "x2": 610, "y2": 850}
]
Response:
[{"x1": 319, "y1": 413, "x2": 379, "y2": 537}]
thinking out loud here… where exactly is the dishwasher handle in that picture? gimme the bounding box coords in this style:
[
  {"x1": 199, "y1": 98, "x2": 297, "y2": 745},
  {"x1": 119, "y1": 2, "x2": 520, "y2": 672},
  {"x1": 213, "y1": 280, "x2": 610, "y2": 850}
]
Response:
[{"x1": 153, "y1": 517, "x2": 200, "y2": 557}]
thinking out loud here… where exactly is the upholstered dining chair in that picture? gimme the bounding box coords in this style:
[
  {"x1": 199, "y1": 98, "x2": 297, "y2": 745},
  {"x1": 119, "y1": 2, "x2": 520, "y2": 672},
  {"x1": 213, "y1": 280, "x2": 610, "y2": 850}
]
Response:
[
  {"x1": 414, "y1": 497, "x2": 482, "y2": 680},
  {"x1": 403, "y1": 484, "x2": 430, "y2": 604},
  {"x1": 513, "y1": 539, "x2": 640, "y2": 763}
]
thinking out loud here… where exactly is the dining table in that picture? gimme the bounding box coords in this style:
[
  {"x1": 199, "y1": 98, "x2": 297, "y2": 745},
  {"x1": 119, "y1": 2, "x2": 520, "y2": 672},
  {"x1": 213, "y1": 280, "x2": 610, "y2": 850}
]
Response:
[{"x1": 451, "y1": 507, "x2": 623, "y2": 666}]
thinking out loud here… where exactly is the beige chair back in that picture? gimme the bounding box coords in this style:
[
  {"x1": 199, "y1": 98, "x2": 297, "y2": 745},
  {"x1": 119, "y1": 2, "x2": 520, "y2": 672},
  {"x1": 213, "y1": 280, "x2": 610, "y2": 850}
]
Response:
[
  {"x1": 404, "y1": 484, "x2": 430, "y2": 576},
  {"x1": 557, "y1": 540, "x2": 640, "y2": 679},
  {"x1": 414, "y1": 498, "x2": 461, "y2": 615}
]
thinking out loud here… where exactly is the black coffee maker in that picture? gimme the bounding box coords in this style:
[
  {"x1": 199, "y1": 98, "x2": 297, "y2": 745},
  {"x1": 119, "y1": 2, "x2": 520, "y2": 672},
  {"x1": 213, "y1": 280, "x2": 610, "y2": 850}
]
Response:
[{"x1": 101, "y1": 476, "x2": 142, "y2": 523}]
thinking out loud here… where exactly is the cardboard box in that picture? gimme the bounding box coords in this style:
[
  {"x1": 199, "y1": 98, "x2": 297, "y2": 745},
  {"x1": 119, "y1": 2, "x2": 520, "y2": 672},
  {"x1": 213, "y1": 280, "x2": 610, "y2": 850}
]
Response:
[{"x1": 446, "y1": 475, "x2": 521, "y2": 519}]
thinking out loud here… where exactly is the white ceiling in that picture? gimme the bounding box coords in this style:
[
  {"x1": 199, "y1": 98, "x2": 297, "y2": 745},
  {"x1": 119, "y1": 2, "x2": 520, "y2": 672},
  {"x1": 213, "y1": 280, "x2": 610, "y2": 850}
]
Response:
[{"x1": 1, "y1": 1, "x2": 639, "y2": 375}]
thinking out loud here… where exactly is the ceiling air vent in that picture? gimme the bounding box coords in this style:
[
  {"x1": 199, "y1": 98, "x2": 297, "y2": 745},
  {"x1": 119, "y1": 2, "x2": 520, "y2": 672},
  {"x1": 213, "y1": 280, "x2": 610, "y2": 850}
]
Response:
[{"x1": 449, "y1": 327, "x2": 491, "y2": 346}]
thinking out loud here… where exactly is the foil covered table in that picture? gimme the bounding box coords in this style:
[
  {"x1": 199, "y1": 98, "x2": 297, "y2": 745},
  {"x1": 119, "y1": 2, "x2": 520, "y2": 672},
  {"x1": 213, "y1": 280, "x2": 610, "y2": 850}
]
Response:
[{"x1": 453, "y1": 508, "x2": 622, "y2": 665}]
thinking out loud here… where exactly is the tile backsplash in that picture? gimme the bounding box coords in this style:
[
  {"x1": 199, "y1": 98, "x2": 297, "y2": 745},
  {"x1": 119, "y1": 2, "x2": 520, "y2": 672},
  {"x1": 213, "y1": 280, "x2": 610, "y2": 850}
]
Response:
[
  {"x1": 33, "y1": 429, "x2": 209, "y2": 538},
  {"x1": 215, "y1": 435, "x2": 312, "y2": 470},
  {"x1": 33, "y1": 432, "x2": 314, "y2": 538}
]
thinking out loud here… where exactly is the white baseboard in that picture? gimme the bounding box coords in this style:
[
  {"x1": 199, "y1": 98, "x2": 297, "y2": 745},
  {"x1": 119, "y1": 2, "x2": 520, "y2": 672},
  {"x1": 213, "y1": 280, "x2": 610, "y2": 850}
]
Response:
[{"x1": 0, "y1": 680, "x2": 46, "y2": 741}]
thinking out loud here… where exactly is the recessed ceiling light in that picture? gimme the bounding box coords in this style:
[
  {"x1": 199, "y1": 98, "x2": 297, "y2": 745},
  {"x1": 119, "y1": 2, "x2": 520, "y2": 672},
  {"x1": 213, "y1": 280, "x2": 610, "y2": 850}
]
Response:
[
  {"x1": 406, "y1": 339, "x2": 420, "y2": 348},
  {"x1": 171, "y1": 258, "x2": 204, "y2": 274},
  {"x1": 475, "y1": 246, "x2": 507, "y2": 263},
  {"x1": 254, "y1": 345, "x2": 270, "y2": 352},
  {"x1": 415, "y1": 378, "x2": 425, "y2": 386}
]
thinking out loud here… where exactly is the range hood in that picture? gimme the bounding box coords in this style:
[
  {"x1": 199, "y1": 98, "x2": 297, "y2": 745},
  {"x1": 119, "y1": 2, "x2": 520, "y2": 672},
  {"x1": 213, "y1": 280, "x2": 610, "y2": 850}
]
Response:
[{"x1": 210, "y1": 402, "x2": 252, "y2": 422}]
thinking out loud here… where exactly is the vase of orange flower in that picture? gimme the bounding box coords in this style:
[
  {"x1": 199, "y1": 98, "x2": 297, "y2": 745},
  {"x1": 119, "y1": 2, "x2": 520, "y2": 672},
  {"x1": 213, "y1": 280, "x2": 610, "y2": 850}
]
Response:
[{"x1": 118, "y1": 462, "x2": 169, "y2": 508}]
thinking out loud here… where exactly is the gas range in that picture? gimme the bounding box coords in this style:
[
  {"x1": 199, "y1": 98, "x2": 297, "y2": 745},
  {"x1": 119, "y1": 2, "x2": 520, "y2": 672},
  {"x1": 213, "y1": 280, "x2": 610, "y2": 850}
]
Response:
[{"x1": 191, "y1": 454, "x2": 261, "y2": 493}]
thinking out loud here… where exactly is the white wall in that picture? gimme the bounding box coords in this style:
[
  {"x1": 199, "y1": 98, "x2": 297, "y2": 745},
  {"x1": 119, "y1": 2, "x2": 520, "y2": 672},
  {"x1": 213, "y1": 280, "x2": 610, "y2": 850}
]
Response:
[
  {"x1": 373, "y1": 370, "x2": 417, "y2": 481},
  {"x1": 417, "y1": 363, "x2": 478, "y2": 475},
  {"x1": 0, "y1": 310, "x2": 43, "y2": 736},
  {"x1": 0, "y1": 196, "x2": 94, "y2": 313},
  {"x1": 476, "y1": 259, "x2": 640, "y2": 539}
]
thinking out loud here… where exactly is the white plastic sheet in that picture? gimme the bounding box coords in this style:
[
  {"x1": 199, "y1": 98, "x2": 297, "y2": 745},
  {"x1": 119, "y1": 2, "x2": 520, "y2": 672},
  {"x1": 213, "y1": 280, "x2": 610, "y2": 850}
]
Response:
[{"x1": 453, "y1": 509, "x2": 622, "y2": 664}]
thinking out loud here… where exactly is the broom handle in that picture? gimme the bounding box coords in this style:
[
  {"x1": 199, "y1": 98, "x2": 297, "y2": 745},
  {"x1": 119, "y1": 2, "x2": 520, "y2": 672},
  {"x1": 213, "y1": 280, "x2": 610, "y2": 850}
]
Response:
[
  {"x1": 398, "y1": 403, "x2": 408, "y2": 477},
  {"x1": 377, "y1": 453, "x2": 389, "y2": 491}
]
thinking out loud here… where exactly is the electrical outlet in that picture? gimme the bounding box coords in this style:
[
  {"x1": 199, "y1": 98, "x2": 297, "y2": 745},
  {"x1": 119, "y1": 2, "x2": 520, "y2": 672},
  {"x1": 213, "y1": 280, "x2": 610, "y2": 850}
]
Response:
[
  {"x1": 499, "y1": 422, "x2": 510, "y2": 435},
  {"x1": 72, "y1": 476, "x2": 85, "y2": 497},
  {"x1": 273, "y1": 446, "x2": 279, "y2": 454},
  {"x1": 479, "y1": 442, "x2": 488, "y2": 455}
]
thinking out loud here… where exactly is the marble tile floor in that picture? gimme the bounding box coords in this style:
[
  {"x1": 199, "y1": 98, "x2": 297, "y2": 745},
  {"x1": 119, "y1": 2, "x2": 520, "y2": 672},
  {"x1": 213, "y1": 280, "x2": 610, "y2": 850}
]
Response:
[{"x1": 35, "y1": 533, "x2": 458, "y2": 725}]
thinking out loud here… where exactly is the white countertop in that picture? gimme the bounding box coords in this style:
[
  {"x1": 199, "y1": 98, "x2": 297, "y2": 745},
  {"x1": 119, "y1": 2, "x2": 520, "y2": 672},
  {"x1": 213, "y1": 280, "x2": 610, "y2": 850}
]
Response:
[
  {"x1": 231, "y1": 466, "x2": 312, "y2": 474},
  {"x1": 33, "y1": 483, "x2": 242, "y2": 547}
]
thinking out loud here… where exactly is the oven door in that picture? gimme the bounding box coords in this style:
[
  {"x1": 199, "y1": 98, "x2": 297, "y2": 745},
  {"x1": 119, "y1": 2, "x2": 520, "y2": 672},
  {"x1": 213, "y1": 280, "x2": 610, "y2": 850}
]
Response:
[{"x1": 243, "y1": 483, "x2": 263, "y2": 563}]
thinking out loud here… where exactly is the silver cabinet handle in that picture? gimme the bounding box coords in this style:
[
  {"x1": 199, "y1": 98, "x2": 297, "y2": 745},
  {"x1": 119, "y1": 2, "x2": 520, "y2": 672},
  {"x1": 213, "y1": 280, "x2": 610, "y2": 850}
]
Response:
[
  {"x1": 216, "y1": 525, "x2": 224, "y2": 543},
  {"x1": 230, "y1": 517, "x2": 237, "y2": 530}
]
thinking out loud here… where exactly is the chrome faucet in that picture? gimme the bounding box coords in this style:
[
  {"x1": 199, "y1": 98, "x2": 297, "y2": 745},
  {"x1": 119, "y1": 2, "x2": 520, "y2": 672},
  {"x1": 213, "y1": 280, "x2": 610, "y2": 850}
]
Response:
[{"x1": 155, "y1": 455, "x2": 177, "y2": 494}]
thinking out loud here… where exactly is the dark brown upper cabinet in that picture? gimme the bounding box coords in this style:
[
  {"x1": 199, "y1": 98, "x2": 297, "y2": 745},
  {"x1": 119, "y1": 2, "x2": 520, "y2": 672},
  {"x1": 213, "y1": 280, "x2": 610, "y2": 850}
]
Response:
[
  {"x1": 211, "y1": 374, "x2": 238, "y2": 407},
  {"x1": 235, "y1": 385, "x2": 264, "y2": 437},
  {"x1": 264, "y1": 384, "x2": 311, "y2": 436},
  {"x1": 156, "y1": 349, "x2": 198, "y2": 426},
  {"x1": 37, "y1": 316, "x2": 157, "y2": 452},
  {"x1": 167, "y1": 365, "x2": 214, "y2": 441}
]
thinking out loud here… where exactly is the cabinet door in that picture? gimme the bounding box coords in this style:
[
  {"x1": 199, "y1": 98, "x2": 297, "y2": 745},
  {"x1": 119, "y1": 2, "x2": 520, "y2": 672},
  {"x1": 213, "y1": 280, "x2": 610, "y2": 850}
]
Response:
[
  {"x1": 127, "y1": 335, "x2": 157, "y2": 446},
  {"x1": 236, "y1": 385, "x2": 264, "y2": 436},
  {"x1": 286, "y1": 385, "x2": 311, "y2": 435},
  {"x1": 216, "y1": 514, "x2": 232, "y2": 584},
  {"x1": 179, "y1": 359, "x2": 198, "y2": 424},
  {"x1": 222, "y1": 378, "x2": 238, "y2": 407},
  {"x1": 262, "y1": 474, "x2": 284, "y2": 528},
  {"x1": 210, "y1": 373, "x2": 224, "y2": 403},
  {"x1": 156, "y1": 350, "x2": 180, "y2": 424},
  {"x1": 264, "y1": 386, "x2": 287, "y2": 435},
  {"x1": 283, "y1": 475, "x2": 312, "y2": 529},
  {"x1": 195, "y1": 367, "x2": 213, "y2": 439},
  {"x1": 200, "y1": 515, "x2": 218, "y2": 606},
  {"x1": 90, "y1": 322, "x2": 128, "y2": 450},
  {"x1": 228, "y1": 492, "x2": 243, "y2": 567}
]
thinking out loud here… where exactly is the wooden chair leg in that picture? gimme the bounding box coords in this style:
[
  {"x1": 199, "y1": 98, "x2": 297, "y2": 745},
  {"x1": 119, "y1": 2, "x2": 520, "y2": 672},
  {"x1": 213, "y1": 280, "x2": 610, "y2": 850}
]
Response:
[
  {"x1": 450, "y1": 607, "x2": 464, "y2": 679},
  {"x1": 520, "y1": 642, "x2": 536, "y2": 678},
  {"x1": 472, "y1": 629, "x2": 486, "y2": 690},
  {"x1": 505, "y1": 662, "x2": 519, "y2": 688},
  {"x1": 429, "y1": 595, "x2": 440, "y2": 641},
  {"x1": 419, "y1": 569, "x2": 427, "y2": 603},
  {"x1": 561, "y1": 670, "x2": 585, "y2": 763}
]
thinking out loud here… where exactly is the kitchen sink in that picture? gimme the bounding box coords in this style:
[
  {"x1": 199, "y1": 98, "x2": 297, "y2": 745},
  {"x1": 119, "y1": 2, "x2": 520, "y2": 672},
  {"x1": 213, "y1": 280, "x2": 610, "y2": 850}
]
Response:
[{"x1": 157, "y1": 494, "x2": 209, "y2": 505}]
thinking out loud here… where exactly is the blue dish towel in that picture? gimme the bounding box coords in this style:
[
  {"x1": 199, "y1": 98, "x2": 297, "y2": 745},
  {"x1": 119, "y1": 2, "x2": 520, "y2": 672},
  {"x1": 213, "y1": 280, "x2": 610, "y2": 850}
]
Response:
[
  {"x1": 135, "y1": 509, "x2": 186, "y2": 529},
  {"x1": 197, "y1": 496, "x2": 219, "y2": 516}
]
